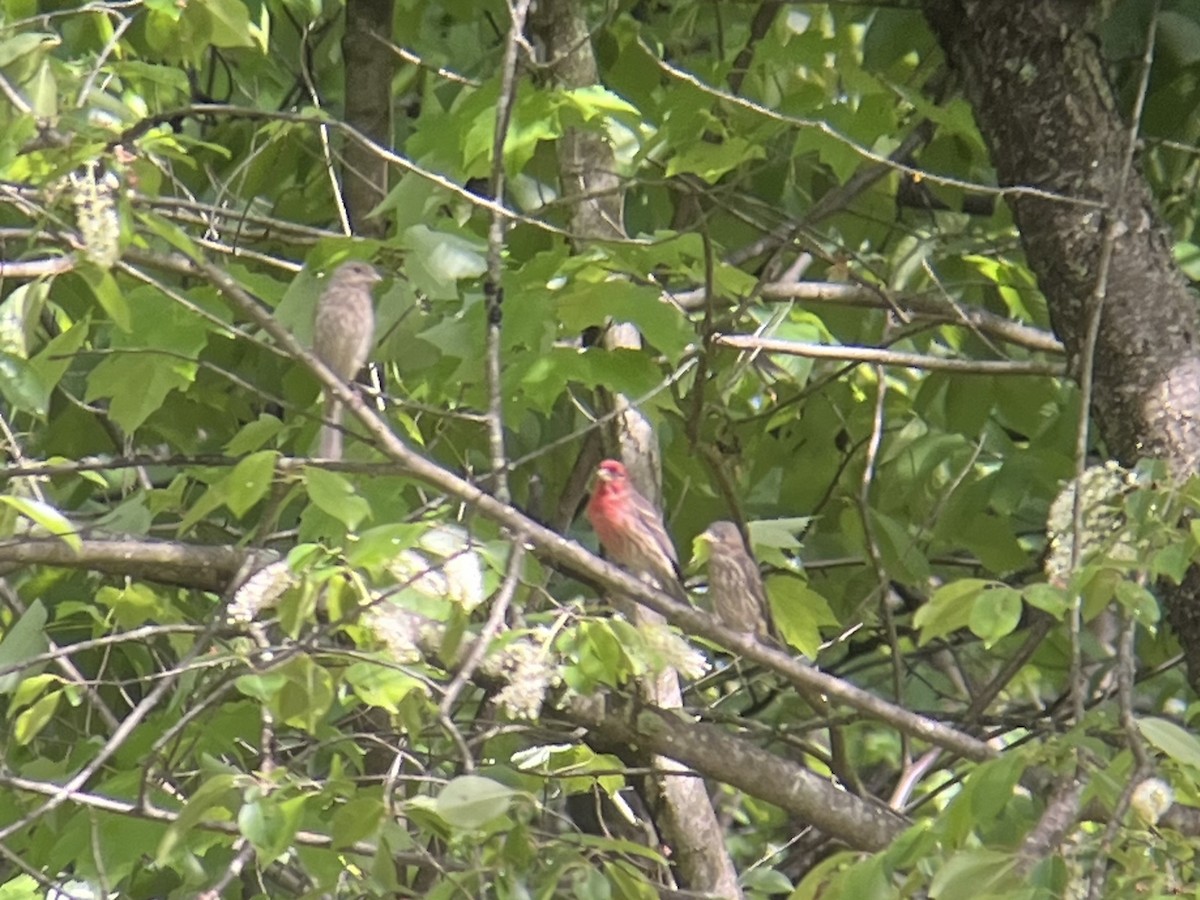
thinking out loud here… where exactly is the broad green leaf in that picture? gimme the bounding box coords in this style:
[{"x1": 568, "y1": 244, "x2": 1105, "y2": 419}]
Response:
[
  {"x1": 345, "y1": 660, "x2": 426, "y2": 713},
  {"x1": 666, "y1": 135, "x2": 766, "y2": 183},
  {"x1": 767, "y1": 576, "x2": 837, "y2": 658},
  {"x1": 0, "y1": 352, "x2": 48, "y2": 415},
  {"x1": 402, "y1": 225, "x2": 487, "y2": 299},
  {"x1": 29, "y1": 318, "x2": 88, "y2": 403},
  {"x1": 967, "y1": 585, "x2": 1022, "y2": 647},
  {"x1": 13, "y1": 690, "x2": 61, "y2": 745},
  {"x1": 223, "y1": 450, "x2": 278, "y2": 517},
  {"x1": 225, "y1": 414, "x2": 285, "y2": 455},
  {"x1": 27, "y1": 58, "x2": 55, "y2": 119},
  {"x1": 77, "y1": 266, "x2": 131, "y2": 332},
  {"x1": 1115, "y1": 580, "x2": 1160, "y2": 627},
  {"x1": 1137, "y1": 716, "x2": 1200, "y2": 768},
  {"x1": 155, "y1": 773, "x2": 239, "y2": 865},
  {"x1": 0, "y1": 494, "x2": 81, "y2": 551},
  {"x1": 1023, "y1": 583, "x2": 1069, "y2": 617},
  {"x1": 96, "y1": 583, "x2": 172, "y2": 629},
  {"x1": 331, "y1": 795, "x2": 385, "y2": 850},
  {"x1": 0, "y1": 32, "x2": 59, "y2": 69},
  {"x1": 929, "y1": 849, "x2": 1019, "y2": 898},
  {"x1": 434, "y1": 775, "x2": 517, "y2": 830},
  {"x1": 9, "y1": 672, "x2": 60, "y2": 712},
  {"x1": 0, "y1": 600, "x2": 48, "y2": 694},
  {"x1": 556, "y1": 281, "x2": 693, "y2": 361},
  {"x1": 305, "y1": 467, "x2": 371, "y2": 529},
  {"x1": 915, "y1": 579, "x2": 993, "y2": 645},
  {"x1": 238, "y1": 794, "x2": 307, "y2": 862},
  {"x1": 747, "y1": 518, "x2": 812, "y2": 551},
  {"x1": 137, "y1": 211, "x2": 203, "y2": 262},
  {"x1": 273, "y1": 656, "x2": 335, "y2": 733}
]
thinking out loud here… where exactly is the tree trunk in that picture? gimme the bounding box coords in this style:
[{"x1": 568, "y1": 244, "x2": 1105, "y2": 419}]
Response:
[{"x1": 923, "y1": 0, "x2": 1200, "y2": 685}]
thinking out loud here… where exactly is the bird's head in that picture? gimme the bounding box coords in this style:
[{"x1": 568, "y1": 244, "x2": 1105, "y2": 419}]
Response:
[
  {"x1": 594, "y1": 459, "x2": 628, "y2": 484},
  {"x1": 699, "y1": 521, "x2": 743, "y2": 547},
  {"x1": 329, "y1": 260, "x2": 382, "y2": 289}
]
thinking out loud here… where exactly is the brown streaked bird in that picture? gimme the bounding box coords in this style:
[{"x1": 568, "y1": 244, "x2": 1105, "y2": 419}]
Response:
[
  {"x1": 698, "y1": 520, "x2": 773, "y2": 638},
  {"x1": 313, "y1": 260, "x2": 380, "y2": 460},
  {"x1": 585, "y1": 459, "x2": 687, "y2": 602}
]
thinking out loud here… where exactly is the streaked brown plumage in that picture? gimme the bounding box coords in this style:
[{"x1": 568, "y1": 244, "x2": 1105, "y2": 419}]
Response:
[
  {"x1": 313, "y1": 260, "x2": 380, "y2": 459},
  {"x1": 699, "y1": 520, "x2": 773, "y2": 637}
]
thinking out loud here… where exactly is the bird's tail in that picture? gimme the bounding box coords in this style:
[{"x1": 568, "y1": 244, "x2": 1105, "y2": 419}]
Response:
[{"x1": 318, "y1": 399, "x2": 344, "y2": 460}]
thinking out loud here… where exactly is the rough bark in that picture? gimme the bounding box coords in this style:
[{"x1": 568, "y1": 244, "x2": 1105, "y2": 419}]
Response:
[
  {"x1": 342, "y1": 0, "x2": 394, "y2": 237},
  {"x1": 923, "y1": 0, "x2": 1200, "y2": 684}
]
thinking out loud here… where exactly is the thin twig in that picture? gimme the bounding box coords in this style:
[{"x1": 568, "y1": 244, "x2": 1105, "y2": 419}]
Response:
[
  {"x1": 713, "y1": 334, "x2": 1064, "y2": 376},
  {"x1": 482, "y1": 0, "x2": 534, "y2": 502}
]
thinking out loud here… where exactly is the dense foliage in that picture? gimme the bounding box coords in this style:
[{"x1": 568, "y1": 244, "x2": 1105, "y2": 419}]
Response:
[{"x1": 2, "y1": 0, "x2": 1200, "y2": 897}]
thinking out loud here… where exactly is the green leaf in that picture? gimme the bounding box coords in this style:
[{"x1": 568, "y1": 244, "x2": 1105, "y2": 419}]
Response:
[
  {"x1": 0, "y1": 600, "x2": 48, "y2": 694},
  {"x1": 27, "y1": 58, "x2": 55, "y2": 119},
  {"x1": 1023, "y1": 583, "x2": 1069, "y2": 617},
  {"x1": 434, "y1": 775, "x2": 517, "y2": 830},
  {"x1": 331, "y1": 795, "x2": 385, "y2": 849},
  {"x1": 96, "y1": 583, "x2": 170, "y2": 628},
  {"x1": 9, "y1": 672, "x2": 60, "y2": 712},
  {"x1": 1114, "y1": 580, "x2": 1160, "y2": 627},
  {"x1": 556, "y1": 280, "x2": 693, "y2": 361},
  {"x1": 1137, "y1": 716, "x2": 1200, "y2": 768},
  {"x1": 195, "y1": 0, "x2": 258, "y2": 49},
  {"x1": 345, "y1": 660, "x2": 426, "y2": 713},
  {"x1": 967, "y1": 585, "x2": 1022, "y2": 648},
  {"x1": 868, "y1": 510, "x2": 931, "y2": 584},
  {"x1": 305, "y1": 467, "x2": 371, "y2": 529},
  {"x1": 766, "y1": 576, "x2": 837, "y2": 658},
  {"x1": 666, "y1": 135, "x2": 766, "y2": 183},
  {"x1": 77, "y1": 266, "x2": 131, "y2": 332},
  {"x1": 402, "y1": 225, "x2": 487, "y2": 299},
  {"x1": 273, "y1": 656, "x2": 335, "y2": 733},
  {"x1": 929, "y1": 849, "x2": 1019, "y2": 898},
  {"x1": 13, "y1": 690, "x2": 61, "y2": 744},
  {"x1": 223, "y1": 450, "x2": 278, "y2": 517},
  {"x1": 915, "y1": 579, "x2": 992, "y2": 645},
  {"x1": 238, "y1": 794, "x2": 307, "y2": 862},
  {"x1": 155, "y1": 773, "x2": 239, "y2": 865},
  {"x1": 0, "y1": 32, "x2": 59, "y2": 69},
  {"x1": 84, "y1": 287, "x2": 210, "y2": 431},
  {"x1": 138, "y1": 210, "x2": 203, "y2": 261},
  {"x1": 29, "y1": 318, "x2": 88, "y2": 405},
  {"x1": 225, "y1": 414, "x2": 285, "y2": 455},
  {"x1": 0, "y1": 494, "x2": 81, "y2": 551},
  {"x1": 0, "y1": 352, "x2": 49, "y2": 415}
]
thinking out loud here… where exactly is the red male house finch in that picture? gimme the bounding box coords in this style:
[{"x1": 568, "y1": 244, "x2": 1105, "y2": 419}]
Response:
[
  {"x1": 698, "y1": 521, "x2": 773, "y2": 638},
  {"x1": 313, "y1": 260, "x2": 380, "y2": 459},
  {"x1": 585, "y1": 459, "x2": 686, "y2": 602}
]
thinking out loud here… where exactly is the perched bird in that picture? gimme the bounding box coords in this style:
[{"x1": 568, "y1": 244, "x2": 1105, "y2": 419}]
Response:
[
  {"x1": 585, "y1": 459, "x2": 686, "y2": 601},
  {"x1": 313, "y1": 260, "x2": 380, "y2": 459},
  {"x1": 698, "y1": 521, "x2": 773, "y2": 638}
]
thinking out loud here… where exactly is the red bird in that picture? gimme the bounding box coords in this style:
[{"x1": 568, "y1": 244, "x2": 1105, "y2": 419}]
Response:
[{"x1": 585, "y1": 459, "x2": 685, "y2": 601}]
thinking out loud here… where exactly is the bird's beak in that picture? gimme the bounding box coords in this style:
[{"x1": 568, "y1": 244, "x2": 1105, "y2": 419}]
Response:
[
  {"x1": 595, "y1": 469, "x2": 612, "y2": 482},
  {"x1": 697, "y1": 530, "x2": 713, "y2": 543}
]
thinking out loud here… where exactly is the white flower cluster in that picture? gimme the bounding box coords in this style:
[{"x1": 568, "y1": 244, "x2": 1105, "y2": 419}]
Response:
[
  {"x1": 1045, "y1": 462, "x2": 1139, "y2": 585},
  {"x1": 641, "y1": 621, "x2": 710, "y2": 681},
  {"x1": 1130, "y1": 776, "x2": 1173, "y2": 826},
  {"x1": 228, "y1": 560, "x2": 296, "y2": 624},
  {"x1": 485, "y1": 634, "x2": 559, "y2": 720},
  {"x1": 387, "y1": 525, "x2": 485, "y2": 610},
  {"x1": 364, "y1": 604, "x2": 440, "y2": 664},
  {"x1": 68, "y1": 162, "x2": 121, "y2": 269}
]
